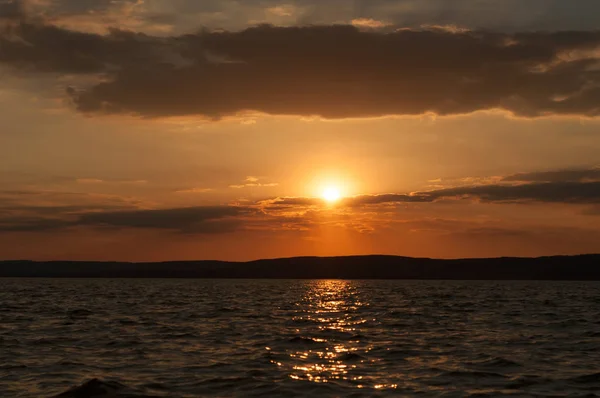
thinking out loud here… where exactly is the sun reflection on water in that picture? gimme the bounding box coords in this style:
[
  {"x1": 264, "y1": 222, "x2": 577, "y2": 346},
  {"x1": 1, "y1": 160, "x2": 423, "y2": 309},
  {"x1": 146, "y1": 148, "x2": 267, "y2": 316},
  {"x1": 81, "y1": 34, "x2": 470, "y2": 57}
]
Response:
[{"x1": 272, "y1": 280, "x2": 398, "y2": 390}]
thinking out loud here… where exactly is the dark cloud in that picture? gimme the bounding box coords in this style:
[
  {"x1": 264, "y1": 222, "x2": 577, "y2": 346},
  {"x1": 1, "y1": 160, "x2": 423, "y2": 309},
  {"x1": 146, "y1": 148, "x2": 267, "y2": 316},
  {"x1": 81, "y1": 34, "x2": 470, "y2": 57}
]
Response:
[
  {"x1": 0, "y1": 0, "x2": 24, "y2": 20},
  {"x1": 2, "y1": 0, "x2": 139, "y2": 20},
  {"x1": 36, "y1": 0, "x2": 600, "y2": 32},
  {"x1": 0, "y1": 205, "x2": 249, "y2": 234},
  {"x1": 261, "y1": 193, "x2": 429, "y2": 209},
  {"x1": 265, "y1": 181, "x2": 600, "y2": 209},
  {"x1": 0, "y1": 189, "x2": 143, "y2": 211},
  {"x1": 0, "y1": 204, "x2": 133, "y2": 214},
  {"x1": 48, "y1": 0, "x2": 131, "y2": 15},
  {"x1": 0, "y1": 216, "x2": 73, "y2": 232},
  {"x1": 380, "y1": 181, "x2": 600, "y2": 205},
  {"x1": 2, "y1": 21, "x2": 600, "y2": 118},
  {"x1": 77, "y1": 206, "x2": 245, "y2": 233},
  {"x1": 503, "y1": 168, "x2": 600, "y2": 183},
  {"x1": 0, "y1": 189, "x2": 247, "y2": 234},
  {"x1": 0, "y1": 22, "x2": 177, "y2": 73},
  {"x1": 344, "y1": 193, "x2": 431, "y2": 206},
  {"x1": 2, "y1": 170, "x2": 600, "y2": 235},
  {"x1": 376, "y1": 0, "x2": 600, "y2": 32}
]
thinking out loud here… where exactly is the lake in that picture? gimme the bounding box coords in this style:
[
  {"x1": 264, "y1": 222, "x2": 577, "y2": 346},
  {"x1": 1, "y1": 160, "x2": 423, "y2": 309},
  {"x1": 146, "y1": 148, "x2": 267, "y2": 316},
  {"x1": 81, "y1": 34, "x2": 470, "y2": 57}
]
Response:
[{"x1": 1, "y1": 279, "x2": 599, "y2": 397}]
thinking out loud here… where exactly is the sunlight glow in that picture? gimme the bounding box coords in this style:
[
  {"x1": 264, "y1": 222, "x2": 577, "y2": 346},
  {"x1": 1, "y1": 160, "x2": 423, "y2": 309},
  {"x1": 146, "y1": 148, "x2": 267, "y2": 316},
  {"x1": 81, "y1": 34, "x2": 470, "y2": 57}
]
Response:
[{"x1": 322, "y1": 187, "x2": 341, "y2": 203}]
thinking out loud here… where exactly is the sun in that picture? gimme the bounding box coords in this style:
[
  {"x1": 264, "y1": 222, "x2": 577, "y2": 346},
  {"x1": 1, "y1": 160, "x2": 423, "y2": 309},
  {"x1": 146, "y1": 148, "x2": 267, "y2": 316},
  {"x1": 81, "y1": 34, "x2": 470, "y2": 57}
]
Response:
[{"x1": 322, "y1": 186, "x2": 341, "y2": 203}]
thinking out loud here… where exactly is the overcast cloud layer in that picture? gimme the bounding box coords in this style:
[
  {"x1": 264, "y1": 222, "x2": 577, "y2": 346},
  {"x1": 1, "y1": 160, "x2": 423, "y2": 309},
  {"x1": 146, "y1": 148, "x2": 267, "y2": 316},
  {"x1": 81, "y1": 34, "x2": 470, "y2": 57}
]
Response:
[
  {"x1": 2, "y1": 18, "x2": 600, "y2": 119},
  {"x1": 7, "y1": 0, "x2": 600, "y2": 33}
]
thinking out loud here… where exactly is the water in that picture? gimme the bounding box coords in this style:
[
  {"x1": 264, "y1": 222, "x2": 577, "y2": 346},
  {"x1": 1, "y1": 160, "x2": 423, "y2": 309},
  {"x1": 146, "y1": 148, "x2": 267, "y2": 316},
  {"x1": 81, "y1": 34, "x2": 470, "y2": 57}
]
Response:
[{"x1": 1, "y1": 279, "x2": 600, "y2": 397}]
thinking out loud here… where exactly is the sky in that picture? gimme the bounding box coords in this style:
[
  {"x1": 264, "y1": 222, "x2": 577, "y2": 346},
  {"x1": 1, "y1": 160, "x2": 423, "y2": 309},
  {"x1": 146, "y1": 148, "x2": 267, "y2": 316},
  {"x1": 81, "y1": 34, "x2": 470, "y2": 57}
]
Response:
[{"x1": 0, "y1": 0, "x2": 599, "y2": 261}]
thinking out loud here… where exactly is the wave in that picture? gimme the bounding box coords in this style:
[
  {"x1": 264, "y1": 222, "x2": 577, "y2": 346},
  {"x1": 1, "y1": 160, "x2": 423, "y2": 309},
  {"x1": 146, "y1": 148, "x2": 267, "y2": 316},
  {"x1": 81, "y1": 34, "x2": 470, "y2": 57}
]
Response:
[
  {"x1": 67, "y1": 309, "x2": 94, "y2": 319},
  {"x1": 382, "y1": 348, "x2": 421, "y2": 359},
  {"x1": 567, "y1": 372, "x2": 600, "y2": 384},
  {"x1": 3, "y1": 279, "x2": 598, "y2": 398},
  {"x1": 507, "y1": 375, "x2": 554, "y2": 388},
  {"x1": 337, "y1": 352, "x2": 365, "y2": 362},
  {"x1": 440, "y1": 370, "x2": 508, "y2": 379},
  {"x1": 288, "y1": 336, "x2": 325, "y2": 345},
  {"x1": 350, "y1": 334, "x2": 366, "y2": 341},
  {"x1": 51, "y1": 378, "x2": 160, "y2": 398},
  {"x1": 473, "y1": 356, "x2": 522, "y2": 369}
]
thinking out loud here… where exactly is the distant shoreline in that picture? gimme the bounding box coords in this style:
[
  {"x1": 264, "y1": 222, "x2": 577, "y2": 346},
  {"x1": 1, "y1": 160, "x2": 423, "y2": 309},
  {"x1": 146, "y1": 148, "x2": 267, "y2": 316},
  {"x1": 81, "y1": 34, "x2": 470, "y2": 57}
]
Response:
[{"x1": 1, "y1": 254, "x2": 599, "y2": 280}]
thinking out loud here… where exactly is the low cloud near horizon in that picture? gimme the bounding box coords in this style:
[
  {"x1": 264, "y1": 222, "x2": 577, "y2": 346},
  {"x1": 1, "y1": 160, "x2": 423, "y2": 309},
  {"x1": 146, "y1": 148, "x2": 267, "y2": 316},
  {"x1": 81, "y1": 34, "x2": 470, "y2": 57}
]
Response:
[{"x1": 1, "y1": 167, "x2": 599, "y2": 235}]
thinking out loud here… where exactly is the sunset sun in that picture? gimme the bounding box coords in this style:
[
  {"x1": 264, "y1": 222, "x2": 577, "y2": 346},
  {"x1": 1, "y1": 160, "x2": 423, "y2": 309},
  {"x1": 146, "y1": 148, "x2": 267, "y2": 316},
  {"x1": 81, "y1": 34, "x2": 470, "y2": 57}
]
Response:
[{"x1": 322, "y1": 186, "x2": 341, "y2": 203}]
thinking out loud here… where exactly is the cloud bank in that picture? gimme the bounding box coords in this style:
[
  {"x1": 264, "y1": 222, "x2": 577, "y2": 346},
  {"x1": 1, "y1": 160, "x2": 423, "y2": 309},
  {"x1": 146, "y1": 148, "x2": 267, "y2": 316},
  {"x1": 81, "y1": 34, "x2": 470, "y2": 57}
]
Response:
[
  {"x1": 9, "y1": 0, "x2": 600, "y2": 33},
  {"x1": 2, "y1": 168, "x2": 599, "y2": 234},
  {"x1": 2, "y1": 17, "x2": 600, "y2": 119},
  {"x1": 266, "y1": 181, "x2": 600, "y2": 208},
  {"x1": 502, "y1": 168, "x2": 600, "y2": 183}
]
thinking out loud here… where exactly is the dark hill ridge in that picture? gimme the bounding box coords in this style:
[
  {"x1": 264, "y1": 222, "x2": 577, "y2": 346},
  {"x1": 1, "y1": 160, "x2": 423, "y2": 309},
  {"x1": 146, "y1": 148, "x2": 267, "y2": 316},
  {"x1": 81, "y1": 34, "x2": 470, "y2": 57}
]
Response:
[{"x1": 1, "y1": 254, "x2": 599, "y2": 280}]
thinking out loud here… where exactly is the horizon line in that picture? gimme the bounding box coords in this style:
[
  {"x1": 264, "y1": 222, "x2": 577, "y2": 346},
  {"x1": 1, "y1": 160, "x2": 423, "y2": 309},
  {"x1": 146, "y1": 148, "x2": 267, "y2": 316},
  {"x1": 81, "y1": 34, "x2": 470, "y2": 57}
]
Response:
[{"x1": 2, "y1": 253, "x2": 599, "y2": 264}]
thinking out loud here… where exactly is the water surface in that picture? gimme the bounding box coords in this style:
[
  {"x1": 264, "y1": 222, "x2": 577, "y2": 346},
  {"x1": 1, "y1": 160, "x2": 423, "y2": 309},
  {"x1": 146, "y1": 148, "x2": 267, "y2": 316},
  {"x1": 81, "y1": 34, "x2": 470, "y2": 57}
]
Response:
[{"x1": 1, "y1": 279, "x2": 600, "y2": 397}]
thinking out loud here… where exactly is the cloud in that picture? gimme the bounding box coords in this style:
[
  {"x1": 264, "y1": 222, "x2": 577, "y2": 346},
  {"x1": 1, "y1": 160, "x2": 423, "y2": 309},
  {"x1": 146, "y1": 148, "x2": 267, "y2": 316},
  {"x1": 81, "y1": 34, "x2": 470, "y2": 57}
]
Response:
[
  {"x1": 0, "y1": 189, "x2": 143, "y2": 211},
  {"x1": 259, "y1": 197, "x2": 323, "y2": 208},
  {"x1": 266, "y1": 5, "x2": 297, "y2": 17},
  {"x1": 2, "y1": 168, "x2": 600, "y2": 235},
  {"x1": 6, "y1": 0, "x2": 167, "y2": 35},
  {"x1": 0, "y1": 189, "x2": 148, "y2": 232},
  {"x1": 262, "y1": 180, "x2": 600, "y2": 209},
  {"x1": 364, "y1": 0, "x2": 600, "y2": 32},
  {"x1": 0, "y1": 216, "x2": 74, "y2": 232},
  {"x1": 76, "y1": 178, "x2": 148, "y2": 185},
  {"x1": 77, "y1": 206, "x2": 244, "y2": 233},
  {"x1": 367, "y1": 182, "x2": 600, "y2": 205},
  {"x1": 0, "y1": 204, "x2": 249, "y2": 234},
  {"x1": 2, "y1": 21, "x2": 600, "y2": 119},
  {"x1": 0, "y1": 0, "x2": 24, "y2": 20},
  {"x1": 0, "y1": 21, "x2": 180, "y2": 74},
  {"x1": 175, "y1": 187, "x2": 214, "y2": 194},
  {"x1": 351, "y1": 18, "x2": 390, "y2": 29},
  {"x1": 502, "y1": 168, "x2": 600, "y2": 183},
  {"x1": 229, "y1": 176, "x2": 278, "y2": 189},
  {"x1": 23, "y1": 0, "x2": 600, "y2": 34}
]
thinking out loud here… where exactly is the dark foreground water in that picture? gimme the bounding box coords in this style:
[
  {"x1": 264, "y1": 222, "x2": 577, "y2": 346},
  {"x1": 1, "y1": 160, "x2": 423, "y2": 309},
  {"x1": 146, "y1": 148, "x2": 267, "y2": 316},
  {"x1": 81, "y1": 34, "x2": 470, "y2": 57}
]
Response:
[{"x1": 1, "y1": 279, "x2": 600, "y2": 397}]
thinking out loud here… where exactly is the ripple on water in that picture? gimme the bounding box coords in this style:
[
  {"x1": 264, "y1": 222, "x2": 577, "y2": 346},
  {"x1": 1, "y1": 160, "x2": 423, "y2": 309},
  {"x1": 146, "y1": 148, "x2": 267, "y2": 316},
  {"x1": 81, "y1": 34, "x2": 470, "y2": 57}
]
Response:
[
  {"x1": 0, "y1": 279, "x2": 599, "y2": 397},
  {"x1": 51, "y1": 379, "x2": 152, "y2": 398}
]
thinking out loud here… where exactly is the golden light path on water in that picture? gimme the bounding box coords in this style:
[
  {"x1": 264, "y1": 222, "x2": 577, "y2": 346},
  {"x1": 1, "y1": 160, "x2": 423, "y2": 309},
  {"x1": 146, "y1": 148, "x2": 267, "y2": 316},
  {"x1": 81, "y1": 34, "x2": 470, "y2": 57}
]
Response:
[{"x1": 275, "y1": 280, "x2": 399, "y2": 390}]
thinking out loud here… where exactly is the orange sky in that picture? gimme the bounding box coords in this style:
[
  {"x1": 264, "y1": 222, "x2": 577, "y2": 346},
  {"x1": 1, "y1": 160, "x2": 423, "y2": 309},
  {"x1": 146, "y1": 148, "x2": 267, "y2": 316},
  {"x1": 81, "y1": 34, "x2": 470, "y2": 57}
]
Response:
[{"x1": 0, "y1": 0, "x2": 599, "y2": 260}]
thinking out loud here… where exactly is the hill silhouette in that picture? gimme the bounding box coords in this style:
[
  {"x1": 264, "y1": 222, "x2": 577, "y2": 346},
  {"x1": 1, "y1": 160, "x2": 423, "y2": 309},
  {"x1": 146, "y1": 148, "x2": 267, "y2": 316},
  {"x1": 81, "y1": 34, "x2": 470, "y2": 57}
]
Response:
[{"x1": 1, "y1": 254, "x2": 599, "y2": 280}]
